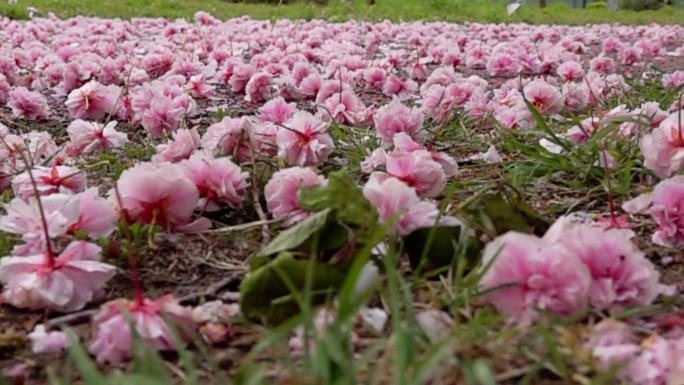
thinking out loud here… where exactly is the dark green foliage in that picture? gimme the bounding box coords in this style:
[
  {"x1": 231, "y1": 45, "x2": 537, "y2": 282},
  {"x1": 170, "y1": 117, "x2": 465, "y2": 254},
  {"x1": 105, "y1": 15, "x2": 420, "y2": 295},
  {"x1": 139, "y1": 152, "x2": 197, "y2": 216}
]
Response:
[{"x1": 240, "y1": 171, "x2": 379, "y2": 325}]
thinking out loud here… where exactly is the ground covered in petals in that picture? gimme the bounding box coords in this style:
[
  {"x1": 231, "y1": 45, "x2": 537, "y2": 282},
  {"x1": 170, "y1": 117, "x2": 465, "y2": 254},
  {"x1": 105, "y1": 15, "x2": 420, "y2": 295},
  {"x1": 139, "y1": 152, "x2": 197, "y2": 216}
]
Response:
[{"x1": 1, "y1": 12, "x2": 684, "y2": 385}]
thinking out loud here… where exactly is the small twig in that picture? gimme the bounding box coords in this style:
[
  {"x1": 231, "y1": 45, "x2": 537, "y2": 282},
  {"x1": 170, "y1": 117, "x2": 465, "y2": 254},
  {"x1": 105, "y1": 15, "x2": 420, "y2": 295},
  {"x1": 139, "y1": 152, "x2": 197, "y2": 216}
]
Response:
[
  {"x1": 177, "y1": 272, "x2": 245, "y2": 305},
  {"x1": 203, "y1": 218, "x2": 279, "y2": 234},
  {"x1": 247, "y1": 143, "x2": 271, "y2": 246},
  {"x1": 48, "y1": 309, "x2": 97, "y2": 327},
  {"x1": 494, "y1": 365, "x2": 537, "y2": 382}
]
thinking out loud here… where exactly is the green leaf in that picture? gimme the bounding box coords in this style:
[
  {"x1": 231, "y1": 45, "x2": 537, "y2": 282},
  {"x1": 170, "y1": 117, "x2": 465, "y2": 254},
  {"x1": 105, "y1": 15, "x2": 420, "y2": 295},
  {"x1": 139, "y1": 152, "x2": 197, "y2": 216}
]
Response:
[
  {"x1": 403, "y1": 226, "x2": 482, "y2": 272},
  {"x1": 240, "y1": 251, "x2": 348, "y2": 326},
  {"x1": 465, "y1": 187, "x2": 550, "y2": 237},
  {"x1": 65, "y1": 330, "x2": 105, "y2": 385},
  {"x1": 257, "y1": 209, "x2": 331, "y2": 258},
  {"x1": 298, "y1": 171, "x2": 377, "y2": 227},
  {"x1": 522, "y1": 98, "x2": 571, "y2": 152}
]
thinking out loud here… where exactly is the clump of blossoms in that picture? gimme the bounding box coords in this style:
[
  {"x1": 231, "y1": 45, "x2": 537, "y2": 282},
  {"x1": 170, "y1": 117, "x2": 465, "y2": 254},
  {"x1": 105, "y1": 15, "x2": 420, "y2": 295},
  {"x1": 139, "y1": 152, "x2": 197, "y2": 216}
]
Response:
[
  {"x1": 480, "y1": 214, "x2": 669, "y2": 324},
  {"x1": 585, "y1": 319, "x2": 684, "y2": 385},
  {"x1": 623, "y1": 176, "x2": 684, "y2": 247},
  {"x1": 640, "y1": 111, "x2": 684, "y2": 178},
  {"x1": 0, "y1": 160, "x2": 116, "y2": 312}
]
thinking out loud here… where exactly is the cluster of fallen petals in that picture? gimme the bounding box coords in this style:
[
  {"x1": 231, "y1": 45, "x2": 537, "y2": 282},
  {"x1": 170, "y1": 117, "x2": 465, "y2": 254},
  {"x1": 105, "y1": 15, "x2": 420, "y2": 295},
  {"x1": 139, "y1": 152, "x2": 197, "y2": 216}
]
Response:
[
  {"x1": 481, "y1": 214, "x2": 671, "y2": 324},
  {"x1": 586, "y1": 319, "x2": 684, "y2": 385}
]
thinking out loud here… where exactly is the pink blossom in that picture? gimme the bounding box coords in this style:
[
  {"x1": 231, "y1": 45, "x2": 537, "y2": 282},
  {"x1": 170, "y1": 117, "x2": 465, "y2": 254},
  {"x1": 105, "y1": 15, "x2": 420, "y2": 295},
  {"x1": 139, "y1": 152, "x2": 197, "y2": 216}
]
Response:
[
  {"x1": 249, "y1": 122, "x2": 279, "y2": 156},
  {"x1": 229, "y1": 63, "x2": 256, "y2": 93},
  {"x1": 140, "y1": 96, "x2": 185, "y2": 138},
  {"x1": 589, "y1": 57, "x2": 616, "y2": 74},
  {"x1": 66, "y1": 120, "x2": 128, "y2": 155},
  {"x1": 363, "y1": 67, "x2": 387, "y2": 90},
  {"x1": 421, "y1": 85, "x2": 452, "y2": 123},
  {"x1": 88, "y1": 295, "x2": 195, "y2": 364},
  {"x1": 182, "y1": 153, "x2": 249, "y2": 211},
  {"x1": 258, "y1": 97, "x2": 296, "y2": 125},
  {"x1": 0, "y1": 241, "x2": 116, "y2": 312},
  {"x1": 65, "y1": 81, "x2": 120, "y2": 120},
  {"x1": 562, "y1": 83, "x2": 589, "y2": 112},
  {"x1": 187, "y1": 75, "x2": 216, "y2": 99},
  {"x1": 321, "y1": 91, "x2": 365, "y2": 125},
  {"x1": 7, "y1": 87, "x2": 49, "y2": 121},
  {"x1": 621, "y1": 335, "x2": 682, "y2": 385},
  {"x1": 245, "y1": 72, "x2": 273, "y2": 103},
  {"x1": 384, "y1": 151, "x2": 446, "y2": 197},
  {"x1": 383, "y1": 75, "x2": 417, "y2": 100},
  {"x1": 566, "y1": 117, "x2": 599, "y2": 144},
  {"x1": 640, "y1": 111, "x2": 684, "y2": 178},
  {"x1": 114, "y1": 162, "x2": 207, "y2": 232},
  {"x1": 620, "y1": 46, "x2": 642, "y2": 66},
  {"x1": 486, "y1": 53, "x2": 520, "y2": 77},
  {"x1": 152, "y1": 128, "x2": 201, "y2": 163},
  {"x1": 556, "y1": 60, "x2": 584, "y2": 82},
  {"x1": 12, "y1": 166, "x2": 87, "y2": 200},
  {"x1": 373, "y1": 101, "x2": 425, "y2": 143},
  {"x1": 0, "y1": 74, "x2": 10, "y2": 103},
  {"x1": 69, "y1": 188, "x2": 118, "y2": 239},
  {"x1": 28, "y1": 325, "x2": 70, "y2": 354},
  {"x1": 361, "y1": 148, "x2": 388, "y2": 174},
  {"x1": 291, "y1": 62, "x2": 313, "y2": 87},
  {"x1": 663, "y1": 71, "x2": 684, "y2": 90},
  {"x1": 468, "y1": 145, "x2": 503, "y2": 164},
  {"x1": 585, "y1": 319, "x2": 640, "y2": 368},
  {"x1": 264, "y1": 167, "x2": 324, "y2": 226},
  {"x1": 649, "y1": 176, "x2": 684, "y2": 247},
  {"x1": 480, "y1": 232, "x2": 591, "y2": 324},
  {"x1": 298, "y1": 73, "x2": 322, "y2": 99},
  {"x1": 201, "y1": 117, "x2": 252, "y2": 162},
  {"x1": 362, "y1": 175, "x2": 457, "y2": 236},
  {"x1": 392, "y1": 133, "x2": 459, "y2": 177},
  {"x1": 543, "y1": 218, "x2": 664, "y2": 311},
  {"x1": 0, "y1": 194, "x2": 79, "y2": 255},
  {"x1": 523, "y1": 80, "x2": 562, "y2": 114},
  {"x1": 276, "y1": 111, "x2": 334, "y2": 167}
]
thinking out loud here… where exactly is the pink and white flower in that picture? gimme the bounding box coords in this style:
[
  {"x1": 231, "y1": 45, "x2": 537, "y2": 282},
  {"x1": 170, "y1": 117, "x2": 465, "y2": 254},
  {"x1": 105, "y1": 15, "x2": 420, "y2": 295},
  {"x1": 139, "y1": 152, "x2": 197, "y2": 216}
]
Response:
[
  {"x1": 0, "y1": 241, "x2": 116, "y2": 312},
  {"x1": 66, "y1": 120, "x2": 128, "y2": 155},
  {"x1": 113, "y1": 162, "x2": 207, "y2": 232},
  {"x1": 65, "y1": 81, "x2": 121, "y2": 120},
  {"x1": 152, "y1": 128, "x2": 201, "y2": 163},
  {"x1": 276, "y1": 111, "x2": 334, "y2": 167},
  {"x1": 362, "y1": 175, "x2": 457, "y2": 236},
  {"x1": 28, "y1": 325, "x2": 70, "y2": 354},
  {"x1": 89, "y1": 295, "x2": 195, "y2": 364},
  {"x1": 182, "y1": 153, "x2": 249, "y2": 211},
  {"x1": 265, "y1": 167, "x2": 324, "y2": 226},
  {"x1": 373, "y1": 101, "x2": 424, "y2": 144},
  {"x1": 640, "y1": 111, "x2": 684, "y2": 178},
  {"x1": 7, "y1": 87, "x2": 49, "y2": 121},
  {"x1": 480, "y1": 232, "x2": 591, "y2": 324}
]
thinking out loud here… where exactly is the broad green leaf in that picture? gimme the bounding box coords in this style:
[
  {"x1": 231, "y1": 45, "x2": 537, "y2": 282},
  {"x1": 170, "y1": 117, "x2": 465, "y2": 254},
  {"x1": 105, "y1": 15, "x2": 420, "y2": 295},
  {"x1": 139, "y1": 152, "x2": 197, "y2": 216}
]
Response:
[
  {"x1": 298, "y1": 171, "x2": 377, "y2": 227},
  {"x1": 257, "y1": 209, "x2": 330, "y2": 258},
  {"x1": 240, "y1": 251, "x2": 347, "y2": 325},
  {"x1": 404, "y1": 226, "x2": 482, "y2": 272},
  {"x1": 465, "y1": 188, "x2": 550, "y2": 236}
]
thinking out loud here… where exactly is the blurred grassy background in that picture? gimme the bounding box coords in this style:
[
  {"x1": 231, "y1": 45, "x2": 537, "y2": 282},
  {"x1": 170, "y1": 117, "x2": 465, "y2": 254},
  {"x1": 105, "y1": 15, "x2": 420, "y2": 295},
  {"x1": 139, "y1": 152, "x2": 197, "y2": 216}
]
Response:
[{"x1": 0, "y1": 0, "x2": 682, "y2": 25}]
